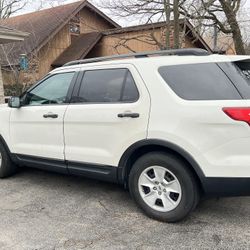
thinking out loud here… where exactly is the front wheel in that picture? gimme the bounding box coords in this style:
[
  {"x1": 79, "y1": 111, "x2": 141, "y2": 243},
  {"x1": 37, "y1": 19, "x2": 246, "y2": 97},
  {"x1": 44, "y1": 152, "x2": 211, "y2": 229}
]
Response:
[
  {"x1": 129, "y1": 152, "x2": 200, "y2": 222},
  {"x1": 0, "y1": 142, "x2": 17, "y2": 178}
]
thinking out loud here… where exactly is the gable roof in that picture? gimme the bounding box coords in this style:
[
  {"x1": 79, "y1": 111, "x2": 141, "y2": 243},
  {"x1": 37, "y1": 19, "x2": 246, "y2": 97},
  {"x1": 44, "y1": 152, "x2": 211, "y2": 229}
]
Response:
[
  {"x1": 0, "y1": 0, "x2": 119, "y2": 65},
  {"x1": 103, "y1": 20, "x2": 211, "y2": 52},
  {"x1": 52, "y1": 32, "x2": 102, "y2": 67}
]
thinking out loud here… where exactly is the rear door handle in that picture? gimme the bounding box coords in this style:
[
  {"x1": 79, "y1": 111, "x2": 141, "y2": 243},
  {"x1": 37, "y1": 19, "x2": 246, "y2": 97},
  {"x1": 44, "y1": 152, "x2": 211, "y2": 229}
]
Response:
[
  {"x1": 118, "y1": 113, "x2": 140, "y2": 118},
  {"x1": 43, "y1": 113, "x2": 58, "y2": 119}
]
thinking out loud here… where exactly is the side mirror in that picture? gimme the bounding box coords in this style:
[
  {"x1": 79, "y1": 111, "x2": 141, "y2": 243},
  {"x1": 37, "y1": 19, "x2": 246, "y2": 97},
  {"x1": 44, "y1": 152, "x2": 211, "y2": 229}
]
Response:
[{"x1": 8, "y1": 96, "x2": 21, "y2": 108}]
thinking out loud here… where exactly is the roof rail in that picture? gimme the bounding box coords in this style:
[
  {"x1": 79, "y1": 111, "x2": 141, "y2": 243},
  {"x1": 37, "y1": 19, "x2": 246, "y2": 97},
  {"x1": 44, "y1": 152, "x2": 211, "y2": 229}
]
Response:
[{"x1": 63, "y1": 48, "x2": 210, "y2": 67}]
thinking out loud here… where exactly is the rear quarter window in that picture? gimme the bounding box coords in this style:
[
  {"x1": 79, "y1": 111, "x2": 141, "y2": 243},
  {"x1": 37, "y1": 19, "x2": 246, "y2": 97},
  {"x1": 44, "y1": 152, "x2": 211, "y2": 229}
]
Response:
[
  {"x1": 158, "y1": 63, "x2": 242, "y2": 100},
  {"x1": 218, "y1": 62, "x2": 250, "y2": 99}
]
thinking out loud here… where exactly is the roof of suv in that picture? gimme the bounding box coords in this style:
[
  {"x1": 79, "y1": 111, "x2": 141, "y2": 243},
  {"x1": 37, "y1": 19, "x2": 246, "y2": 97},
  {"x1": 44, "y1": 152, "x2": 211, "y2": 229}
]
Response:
[{"x1": 51, "y1": 48, "x2": 250, "y2": 74}]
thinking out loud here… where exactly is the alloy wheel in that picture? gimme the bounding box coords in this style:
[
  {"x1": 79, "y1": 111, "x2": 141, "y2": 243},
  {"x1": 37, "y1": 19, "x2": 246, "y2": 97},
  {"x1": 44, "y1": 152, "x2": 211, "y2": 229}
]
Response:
[{"x1": 138, "y1": 166, "x2": 182, "y2": 212}]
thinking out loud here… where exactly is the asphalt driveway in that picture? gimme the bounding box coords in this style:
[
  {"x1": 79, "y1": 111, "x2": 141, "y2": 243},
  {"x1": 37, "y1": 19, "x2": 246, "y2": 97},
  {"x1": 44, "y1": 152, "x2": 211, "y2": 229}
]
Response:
[{"x1": 0, "y1": 168, "x2": 249, "y2": 250}]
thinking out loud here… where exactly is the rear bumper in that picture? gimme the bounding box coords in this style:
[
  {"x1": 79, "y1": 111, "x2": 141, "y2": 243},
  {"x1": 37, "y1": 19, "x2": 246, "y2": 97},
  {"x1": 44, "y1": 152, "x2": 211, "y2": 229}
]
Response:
[{"x1": 201, "y1": 177, "x2": 250, "y2": 196}]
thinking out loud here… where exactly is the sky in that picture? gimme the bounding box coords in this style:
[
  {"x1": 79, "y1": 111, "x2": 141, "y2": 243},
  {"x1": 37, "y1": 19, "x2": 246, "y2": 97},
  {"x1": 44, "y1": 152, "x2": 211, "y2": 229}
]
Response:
[
  {"x1": 17, "y1": 0, "x2": 139, "y2": 26},
  {"x1": 19, "y1": 0, "x2": 250, "y2": 28}
]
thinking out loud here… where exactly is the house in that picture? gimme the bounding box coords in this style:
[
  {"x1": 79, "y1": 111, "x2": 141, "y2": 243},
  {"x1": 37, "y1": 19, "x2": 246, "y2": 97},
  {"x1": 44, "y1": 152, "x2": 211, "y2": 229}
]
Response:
[
  {"x1": 0, "y1": 0, "x2": 118, "y2": 88},
  {"x1": 205, "y1": 33, "x2": 236, "y2": 55},
  {"x1": 0, "y1": 25, "x2": 29, "y2": 102},
  {"x1": 0, "y1": 0, "x2": 211, "y2": 89},
  {"x1": 53, "y1": 20, "x2": 211, "y2": 67}
]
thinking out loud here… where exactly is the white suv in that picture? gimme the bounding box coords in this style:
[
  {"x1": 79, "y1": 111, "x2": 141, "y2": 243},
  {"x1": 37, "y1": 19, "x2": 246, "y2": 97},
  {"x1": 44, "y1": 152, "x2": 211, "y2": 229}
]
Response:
[{"x1": 1, "y1": 49, "x2": 250, "y2": 222}]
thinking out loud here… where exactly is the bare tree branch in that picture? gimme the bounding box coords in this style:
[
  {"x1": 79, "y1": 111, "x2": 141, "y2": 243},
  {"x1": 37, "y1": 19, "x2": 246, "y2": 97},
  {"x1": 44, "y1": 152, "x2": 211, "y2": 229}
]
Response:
[{"x1": 99, "y1": 0, "x2": 246, "y2": 54}]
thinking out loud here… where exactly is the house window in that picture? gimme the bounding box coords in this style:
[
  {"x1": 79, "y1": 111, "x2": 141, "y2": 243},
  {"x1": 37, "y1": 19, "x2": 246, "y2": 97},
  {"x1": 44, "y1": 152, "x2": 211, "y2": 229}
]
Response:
[
  {"x1": 69, "y1": 12, "x2": 80, "y2": 35},
  {"x1": 69, "y1": 23, "x2": 80, "y2": 35}
]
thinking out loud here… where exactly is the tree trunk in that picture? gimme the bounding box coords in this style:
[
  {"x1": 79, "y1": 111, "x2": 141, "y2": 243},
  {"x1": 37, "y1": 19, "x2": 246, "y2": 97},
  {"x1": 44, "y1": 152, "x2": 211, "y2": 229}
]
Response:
[
  {"x1": 173, "y1": 0, "x2": 180, "y2": 49},
  {"x1": 219, "y1": 0, "x2": 245, "y2": 55},
  {"x1": 164, "y1": 0, "x2": 171, "y2": 49}
]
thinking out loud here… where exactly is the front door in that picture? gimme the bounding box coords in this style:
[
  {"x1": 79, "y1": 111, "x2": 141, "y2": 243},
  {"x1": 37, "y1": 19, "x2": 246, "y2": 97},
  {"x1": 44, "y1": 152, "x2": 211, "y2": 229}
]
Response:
[{"x1": 10, "y1": 71, "x2": 77, "y2": 162}]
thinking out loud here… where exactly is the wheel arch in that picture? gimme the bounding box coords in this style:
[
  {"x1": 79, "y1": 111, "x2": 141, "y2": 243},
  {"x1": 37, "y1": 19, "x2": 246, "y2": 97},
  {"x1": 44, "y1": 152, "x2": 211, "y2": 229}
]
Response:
[{"x1": 118, "y1": 139, "x2": 205, "y2": 190}]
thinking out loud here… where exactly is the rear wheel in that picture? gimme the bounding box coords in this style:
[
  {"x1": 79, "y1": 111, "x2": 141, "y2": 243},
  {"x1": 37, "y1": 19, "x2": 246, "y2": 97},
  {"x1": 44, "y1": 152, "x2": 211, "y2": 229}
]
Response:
[
  {"x1": 0, "y1": 142, "x2": 17, "y2": 178},
  {"x1": 129, "y1": 152, "x2": 200, "y2": 222}
]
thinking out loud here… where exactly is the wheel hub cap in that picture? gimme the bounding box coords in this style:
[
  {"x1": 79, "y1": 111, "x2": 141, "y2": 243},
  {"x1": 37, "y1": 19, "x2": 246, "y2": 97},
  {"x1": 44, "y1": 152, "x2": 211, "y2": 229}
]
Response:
[{"x1": 138, "y1": 166, "x2": 182, "y2": 212}]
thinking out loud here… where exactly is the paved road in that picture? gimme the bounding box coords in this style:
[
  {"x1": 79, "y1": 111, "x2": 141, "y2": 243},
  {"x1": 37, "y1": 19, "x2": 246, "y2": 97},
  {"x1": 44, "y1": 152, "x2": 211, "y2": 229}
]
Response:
[{"x1": 0, "y1": 168, "x2": 249, "y2": 250}]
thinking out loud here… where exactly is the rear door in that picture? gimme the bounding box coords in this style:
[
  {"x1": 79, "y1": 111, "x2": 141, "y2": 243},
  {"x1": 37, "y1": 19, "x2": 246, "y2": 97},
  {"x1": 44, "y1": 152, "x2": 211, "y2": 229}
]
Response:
[{"x1": 64, "y1": 64, "x2": 150, "y2": 170}]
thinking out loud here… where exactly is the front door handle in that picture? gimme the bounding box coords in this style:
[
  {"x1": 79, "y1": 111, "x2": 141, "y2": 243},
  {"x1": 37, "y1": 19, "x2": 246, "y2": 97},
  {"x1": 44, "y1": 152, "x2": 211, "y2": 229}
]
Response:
[
  {"x1": 43, "y1": 113, "x2": 58, "y2": 119},
  {"x1": 118, "y1": 113, "x2": 140, "y2": 118}
]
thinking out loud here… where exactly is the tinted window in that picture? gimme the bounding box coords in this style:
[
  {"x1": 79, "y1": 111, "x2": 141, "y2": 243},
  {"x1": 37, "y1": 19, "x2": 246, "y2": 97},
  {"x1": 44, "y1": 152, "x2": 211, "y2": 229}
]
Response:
[
  {"x1": 24, "y1": 72, "x2": 75, "y2": 105},
  {"x1": 159, "y1": 63, "x2": 241, "y2": 100},
  {"x1": 122, "y1": 71, "x2": 139, "y2": 102},
  {"x1": 218, "y1": 62, "x2": 250, "y2": 99},
  {"x1": 243, "y1": 70, "x2": 250, "y2": 80},
  {"x1": 78, "y1": 69, "x2": 139, "y2": 103}
]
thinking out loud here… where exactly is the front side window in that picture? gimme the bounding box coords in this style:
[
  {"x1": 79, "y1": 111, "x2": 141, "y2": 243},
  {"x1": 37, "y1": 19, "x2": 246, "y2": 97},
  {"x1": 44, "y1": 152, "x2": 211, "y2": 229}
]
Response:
[
  {"x1": 159, "y1": 63, "x2": 242, "y2": 100},
  {"x1": 77, "y1": 69, "x2": 139, "y2": 103},
  {"x1": 23, "y1": 72, "x2": 75, "y2": 106}
]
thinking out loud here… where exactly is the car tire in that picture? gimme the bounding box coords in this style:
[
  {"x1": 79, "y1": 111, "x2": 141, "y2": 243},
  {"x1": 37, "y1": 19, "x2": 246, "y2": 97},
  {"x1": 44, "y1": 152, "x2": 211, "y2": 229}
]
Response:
[
  {"x1": 129, "y1": 152, "x2": 200, "y2": 222},
  {"x1": 0, "y1": 142, "x2": 17, "y2": 178}
]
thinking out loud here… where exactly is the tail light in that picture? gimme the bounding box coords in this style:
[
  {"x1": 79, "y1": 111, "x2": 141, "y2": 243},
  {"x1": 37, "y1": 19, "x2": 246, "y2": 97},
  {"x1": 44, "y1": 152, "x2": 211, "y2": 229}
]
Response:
[{"x1": 223, "y1": 107, "x2": 250, "y2": 126}]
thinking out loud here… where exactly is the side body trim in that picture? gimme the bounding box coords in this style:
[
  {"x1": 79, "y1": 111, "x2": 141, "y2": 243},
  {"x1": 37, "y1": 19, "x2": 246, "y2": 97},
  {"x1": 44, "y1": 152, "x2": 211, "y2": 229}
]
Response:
[
  {"x1": 16, "y1": 154, "x2": 68, "y2": 174},
  {"x1": 67, "y1": 161, "x2": 118, "y2": 182},
  {"x1": 14, "y1": 154, "x2": 118, "y2": 182}
]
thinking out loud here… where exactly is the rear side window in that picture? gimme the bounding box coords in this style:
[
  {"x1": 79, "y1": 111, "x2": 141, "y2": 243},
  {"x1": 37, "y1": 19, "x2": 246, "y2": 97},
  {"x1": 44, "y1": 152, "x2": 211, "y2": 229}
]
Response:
[
  {"x1": 218, "y1": 62, "x2": 250, "y2": 99},
  {"x1": 159, "y1": 63, "x2": 242, "y2": 100},
  {"x1": 78, "y1": 69, "x2": 139, "y2": 103}
]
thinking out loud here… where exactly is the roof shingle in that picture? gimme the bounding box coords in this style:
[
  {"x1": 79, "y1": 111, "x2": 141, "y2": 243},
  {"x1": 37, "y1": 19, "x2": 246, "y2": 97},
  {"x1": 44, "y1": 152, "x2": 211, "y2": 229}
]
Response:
[
  {"x1": 52, "y1": 32, "x2": 102, "y2": 67},
  {"x1": 0, "y1": 1, "x2": 87, "y2": 65}
]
